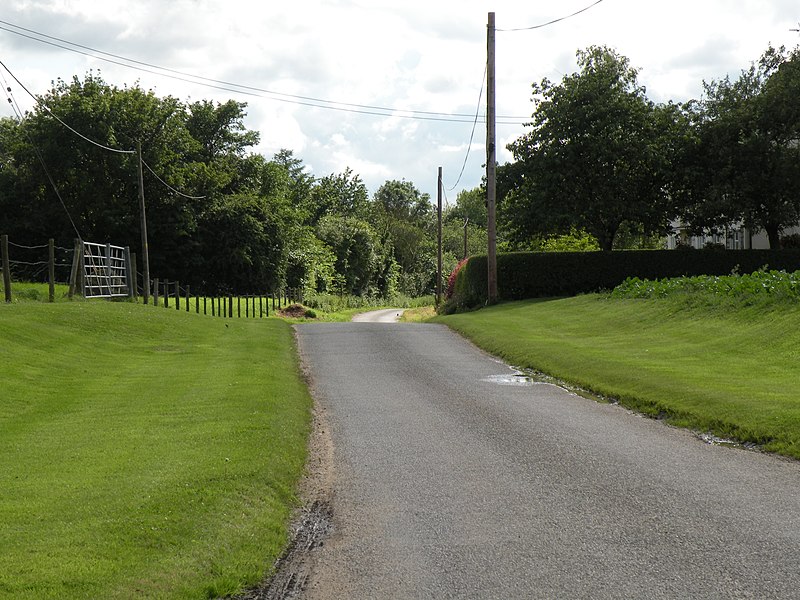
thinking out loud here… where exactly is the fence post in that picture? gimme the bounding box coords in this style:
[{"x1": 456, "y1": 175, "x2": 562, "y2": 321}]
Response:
[
  {"x1": 68, "y1": 238, "x2": 80, "y2": 299},
  {"x1": 77, "y1": 240, "x2": 85, "y2": 298},
  {"x1": 211, "y1": 296, "x2": 215, "y2": 317},
  {"x1": 164, "y1": 280, "x2": 170, "y2": 308},
  {"x1": 2, "y1": 234, "x2": 11, "y2": 303},
  {"x1": 229, "y1": 296, "x2": 233, "y2": 318},
  {"x1": 203, "y1": 296, "x2": 206, "y2": 315},
  {"x1": 124, "y1": 246, "x2": 134, "y2": 299},
  {"x1": 186, "y1": 284, "x2": 191, "y2": 312},
  {"x1": 176, "y1": 281, "x2": 181, "y2": 311},
  {"x1": 48, "y1": 238, "x2": 55, "y2": 303},
  {"x1": 153, "y1": 278, "x2": 159, "y2": 306},
  {"x1": 130, "y1": 252, "x2": 138, "y2": 302},
  {"x1": 239, "y1": 296, "x2": 242, "y2": 318}
]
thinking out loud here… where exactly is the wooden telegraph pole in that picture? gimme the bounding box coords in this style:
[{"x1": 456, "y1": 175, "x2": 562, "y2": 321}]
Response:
[
  {"x1": 486, "y1": 12, "x2": 498, "y2": 304},
  {"x1": 137, "y1": 141, "x2": 151, "y2": 304},
  {"x1": 437, "y1": 166, "x2": 443, "y2": 307}
]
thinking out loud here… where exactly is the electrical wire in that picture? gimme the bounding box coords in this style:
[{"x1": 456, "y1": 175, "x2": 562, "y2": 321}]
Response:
[
  {"x1": 497, "y1": 0, "x2": 605, "y2": 32},
  {"x1": 141, "y1": 159, "x2": 205, "y2": 200},
  {"x1": 447, "y1": 63, "x2": 486, "y2": 192},
  {"x1": 2, "y1": 60, "x2": 210, "y2": 201},
  {"x1": 0, "y1": 70, "x2": 83, "y2": 239},
  {"x1": 0, "y1": 19, "x2": 529, "y2": 124},
  {"x1": 0, "y1": 58, "x2": 135, "y2": 154}
]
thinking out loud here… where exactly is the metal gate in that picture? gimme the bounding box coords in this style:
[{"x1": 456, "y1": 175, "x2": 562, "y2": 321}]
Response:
[{"x1": 77, "y1": 241, "x2": 132, "y2": 298}]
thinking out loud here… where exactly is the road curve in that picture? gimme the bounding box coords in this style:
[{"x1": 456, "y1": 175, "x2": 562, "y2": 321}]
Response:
[
  {"x1": 351, "y1": 309, "x2": 405, "y2": 323},
  {"x1": 295, "y1": 321, "x2": 800, "y2": 599}
]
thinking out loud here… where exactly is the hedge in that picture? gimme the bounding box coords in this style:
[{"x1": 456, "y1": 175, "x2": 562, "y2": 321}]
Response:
[{"x1": 448, "y1": 249, "x2": 800, "y2": 310}]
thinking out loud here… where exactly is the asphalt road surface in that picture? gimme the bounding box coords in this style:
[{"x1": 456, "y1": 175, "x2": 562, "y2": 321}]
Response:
[{"x1": 294, "y1": 319, "x2": 800, "y2": 599}]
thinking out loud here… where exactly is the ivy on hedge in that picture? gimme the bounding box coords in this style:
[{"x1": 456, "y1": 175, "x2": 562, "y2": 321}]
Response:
[{"x1": 448, "y1": 249, "x2": 800, "y2": 310}]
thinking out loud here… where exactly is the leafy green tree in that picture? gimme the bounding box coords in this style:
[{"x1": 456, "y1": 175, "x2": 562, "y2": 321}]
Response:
[
  {"x1": 681, "y1": 45, "x2": 800, "y2": 248},
  {"x1": 444, "y1": 186, "x2": 487, "y2": 228},
  {"x1": 272, "y1": 148, "x2": 314, "y2": 206},
  {"x1": 302, "y1": 168, "x2": 369, "y2": 225},
  {"x1": 503, "y1": 46, "x2": 678, "y2": 251},
  {"x1": 370, "y1": 179, "x2": 436, "y2": 295},
  {"x1": 195, "y1": 193, "x2": 288, "y2": 294},
  {"x1": 315, "y1": 215, "x2": 381, "y2": 296}
]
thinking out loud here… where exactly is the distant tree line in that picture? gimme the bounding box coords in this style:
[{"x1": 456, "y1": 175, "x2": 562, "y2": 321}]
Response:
[
  {"x1": 0, "y1": 72, "x2": 487, "y2": 296},
  {"x1": 498, "y1": 44, "x2": 800, "y2": 251}
]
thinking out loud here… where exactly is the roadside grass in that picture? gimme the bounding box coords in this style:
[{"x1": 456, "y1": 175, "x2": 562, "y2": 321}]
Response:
[
  {"x1": 436, "y1": 295, "x2": 800, "y2": 459},
  {"x1": 0, "y1": 297, "x2": 312, "y2": 599},
  {"x1": 400, "y1": 306, "x2": 437, "y2": 322}
]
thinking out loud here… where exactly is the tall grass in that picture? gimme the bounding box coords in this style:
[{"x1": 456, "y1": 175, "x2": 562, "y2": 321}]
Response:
[
  {"x1": 302, "y1": 292, "x2": 434, "y2": 314},
  {"x1": 0, "y1": 296, "x2": 311, "y2": 599}
]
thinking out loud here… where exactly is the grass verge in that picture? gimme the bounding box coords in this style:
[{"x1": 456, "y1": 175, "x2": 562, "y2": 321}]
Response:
[
  {"x1": 0, "y1": 298, "x2": 311, "y2": 599},
  {"x1": 436, "y1": 295, "x2": 800, "y2": 459}
]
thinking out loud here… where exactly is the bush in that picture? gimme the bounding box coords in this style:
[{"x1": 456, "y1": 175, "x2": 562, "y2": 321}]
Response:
[
  {"x1": 447, "y1": 249, "x2": 800, "y2": 310},
  {"x1": 611, "y1": 270, "x2": 800, "y2": 307}
]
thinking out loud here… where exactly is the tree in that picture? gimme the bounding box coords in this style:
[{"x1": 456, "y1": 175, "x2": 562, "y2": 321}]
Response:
[
  {"x1": 315, "y1": 215, "x2": 381, "y2": 296},
  {"x1": 369, "y1": 179, "x2": 436, "y2": 295},
  {"x1": 195, "y1": 193, "x2": 289, "y2": 294},
  {"x1": 444, "y1": 186, "x2": 487, "y2": 229},
  {"x1": 503, "y1": 46, "x2": 677, "y2": 251},
  {"x1": 302, "y1": 168, "x2": 369, "y2": 225},
  {"x1": 681, "y1": 45, "x2": 800, "y2": 248}
]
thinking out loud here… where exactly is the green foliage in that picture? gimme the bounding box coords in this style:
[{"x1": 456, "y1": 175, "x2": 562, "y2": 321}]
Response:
[
  {"x1": 611, "y1": 270, "x2": 800, "y2": 308},
  {"x1": 286, "y1": 227, "x2": 338, "y2": 296},
  {"x1": 503, "y1": 46, "x2": 678, "y2": 251},
  {"x1": 0, "y1": 302, "x2": 311, "y2": 598},
  {"x1": 679, "y1": 45, "x2": 800, "y2": 247},
  {"x1": 301, "y1": 168, "x2": 369, "y2": 225},
  {"x1": 195, "y1": 193, "x2": 289, "y2": 294},
  {"x1": 446, "y1": 249, "x2": 800, "y2": 310},
  {"x1": 315, "y1": 215, "x2": 381, "y2": 296},
  {"x1": 443, "y1": 186, "x2": 487, "y2": 229}
]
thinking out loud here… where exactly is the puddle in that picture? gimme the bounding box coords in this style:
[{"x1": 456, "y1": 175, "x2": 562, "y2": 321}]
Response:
[
  {"x1": 481, "y1": 372, "x2": 544, "y2": 386},
  {"x1": 697, "y1": 433, "x2": 741, "y2": 449}
]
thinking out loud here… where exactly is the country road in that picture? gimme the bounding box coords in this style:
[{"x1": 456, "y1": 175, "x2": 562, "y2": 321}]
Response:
[{"x1": 293, "y1": 318, "x2": 800, "y2": 598}]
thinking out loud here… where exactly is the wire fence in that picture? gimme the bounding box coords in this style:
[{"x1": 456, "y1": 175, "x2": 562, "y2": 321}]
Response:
[{"x1": 2, "y1": 233, "x2": 301, "y2": 315}]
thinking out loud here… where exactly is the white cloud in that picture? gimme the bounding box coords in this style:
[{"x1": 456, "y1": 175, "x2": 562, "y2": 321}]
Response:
[{"x1": 1, "y1": 0, "x2": 799, "y2": 198}]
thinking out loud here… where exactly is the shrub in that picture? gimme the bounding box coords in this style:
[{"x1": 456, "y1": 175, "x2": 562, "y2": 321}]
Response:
[{"x1": 446, "y1": 249, "x2": 800, "y2": 310}]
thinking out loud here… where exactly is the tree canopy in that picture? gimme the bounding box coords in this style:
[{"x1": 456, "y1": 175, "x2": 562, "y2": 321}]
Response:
[{"x1": 501, "y1": 46, "x2": 677, "y2": 251}]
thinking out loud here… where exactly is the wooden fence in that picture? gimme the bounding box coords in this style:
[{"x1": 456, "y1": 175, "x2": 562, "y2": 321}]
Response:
[
  {"x1": 1, "y1": 234, "x2": 73, "y2": 303},
  {"x1": 139, "y1": 277, "x2": 302, "y2": 318},
  {"x1": 2, "y1": 234, "x2": 301, "y2": 315}
]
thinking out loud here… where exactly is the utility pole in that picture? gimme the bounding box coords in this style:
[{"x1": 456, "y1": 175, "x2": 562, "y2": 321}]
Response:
[
  {"x1": 137, "y1": 141, "x2": 151, "y2": 304},
  {"x1": 436, "y1": 166, "x2": 443, "y2": 307},
  {"x1": 486, "y1": 11, "x2": 498, "y2": 304}
]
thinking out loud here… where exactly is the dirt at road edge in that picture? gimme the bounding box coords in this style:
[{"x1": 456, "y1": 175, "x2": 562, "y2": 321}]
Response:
[{"x1": 235, "y1": 330, "x2": 336, "y2": 600}]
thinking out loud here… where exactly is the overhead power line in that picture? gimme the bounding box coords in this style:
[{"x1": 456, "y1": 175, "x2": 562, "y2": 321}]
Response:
[
  {"x1": 141, "y1": 159, "x2": 205, "y2": 200},
  {"x1": 0, "y1": 18, "x2": 529, "y2": 124},
  {"x1": 0, "y1": 57, "x2": 135, "y2": 155},
  {"x1": 0, "y1": 69, "x2": 82, "y2": 238},
  {"x1": 448, "y1": 63, "x2": 487, "y2": 192},
  {"x1": 1, "y1": 59, "x2": 205, "y2": 202},
  {"x1": 497, "y1": 0, "x2": 605, "y2": 32}
]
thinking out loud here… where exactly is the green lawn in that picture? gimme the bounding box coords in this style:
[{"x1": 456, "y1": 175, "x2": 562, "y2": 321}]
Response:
[
  {"x1": 0, "y1": 298, "x2": 312, "y2": 599},
  {"x1": 437, "y1": 296, "x2": 800, "y2": 459}
]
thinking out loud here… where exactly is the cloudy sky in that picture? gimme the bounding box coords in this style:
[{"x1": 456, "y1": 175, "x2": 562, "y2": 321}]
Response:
[{"x1": 1, "y1": 0, "x2": 798, "y2": 202}]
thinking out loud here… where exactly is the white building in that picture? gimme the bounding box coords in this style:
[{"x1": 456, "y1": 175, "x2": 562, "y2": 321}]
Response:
[{"x1": 666, "y1": 222, "x2": 800, "y2": 250}]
